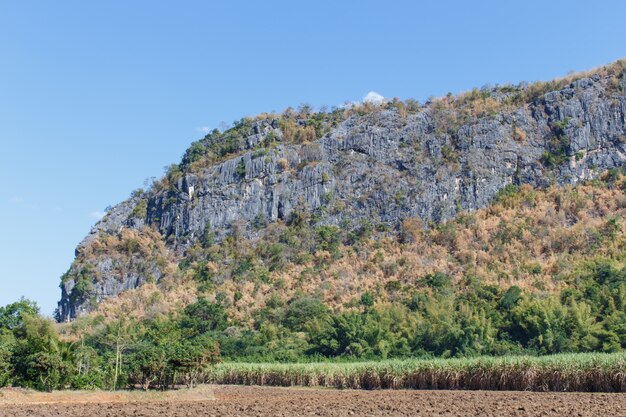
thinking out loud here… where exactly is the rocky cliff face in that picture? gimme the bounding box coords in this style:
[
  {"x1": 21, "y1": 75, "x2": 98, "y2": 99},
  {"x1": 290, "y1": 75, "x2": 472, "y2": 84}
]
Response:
[{"x1": 57, "y1": 64, "x2": 626, "y2": 321}]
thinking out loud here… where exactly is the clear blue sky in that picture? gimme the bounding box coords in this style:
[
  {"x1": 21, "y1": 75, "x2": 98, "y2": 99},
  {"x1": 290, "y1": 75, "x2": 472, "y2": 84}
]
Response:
[{"x1": 1, "y1": 0, "x2": 625, "y2": 315}]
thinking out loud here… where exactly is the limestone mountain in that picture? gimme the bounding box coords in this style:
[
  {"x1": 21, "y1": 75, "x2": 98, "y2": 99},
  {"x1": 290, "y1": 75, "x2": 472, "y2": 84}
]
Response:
[{"x1": 57, "y1": 60, "x2": 626, "y2": 322}]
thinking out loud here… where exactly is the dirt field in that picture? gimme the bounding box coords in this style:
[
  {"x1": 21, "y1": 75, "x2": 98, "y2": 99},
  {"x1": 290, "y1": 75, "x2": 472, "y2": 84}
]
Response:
[{"x1": 1, "y1": 385, "x2": 625, "y2": 416}]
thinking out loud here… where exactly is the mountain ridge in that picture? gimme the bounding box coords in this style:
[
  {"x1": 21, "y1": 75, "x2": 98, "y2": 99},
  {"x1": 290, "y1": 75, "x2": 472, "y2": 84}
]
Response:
[{"x1": 57, "y1": 60, "x2": 626, "y2": 322}]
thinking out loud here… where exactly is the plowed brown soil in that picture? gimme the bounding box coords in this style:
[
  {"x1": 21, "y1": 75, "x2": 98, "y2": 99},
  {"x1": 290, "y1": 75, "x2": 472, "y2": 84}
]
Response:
[{"x1": 1, "y1": 385, "x2": 625, "y2": 416}]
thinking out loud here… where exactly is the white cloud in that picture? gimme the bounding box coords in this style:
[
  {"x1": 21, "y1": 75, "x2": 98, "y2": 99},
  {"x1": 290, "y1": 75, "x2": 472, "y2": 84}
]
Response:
[
  {"x1": 9, "y1": 196, "x2": 24, "y2": 204},
  {"x1": 90, "y1": 211, "x2": 106, "y2": 220},
  {"x1": 197, "y1": 126, "x2": 212, "y2": 134},
  {"x1": 339, "y1": 91, "x2": 387, "y2": 109},
  {"x1": 363, "y1": 91, "x2": 385, "y2": 105}
]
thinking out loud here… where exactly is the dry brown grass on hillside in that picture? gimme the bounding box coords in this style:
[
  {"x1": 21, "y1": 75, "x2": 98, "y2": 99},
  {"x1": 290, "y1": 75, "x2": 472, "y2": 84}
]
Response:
[
  {"x1": 57, "y1": 280, "x2": 198, "y2": 341},
  {"x1": 220, "y1": 179, "x2": 626, "y2": 321},
  {"x1": 93, "y1": 280, "x2": 197, "y2": 321},
  {"x1": 79, "y1": 227, "x2": 170, "y2": 261}
]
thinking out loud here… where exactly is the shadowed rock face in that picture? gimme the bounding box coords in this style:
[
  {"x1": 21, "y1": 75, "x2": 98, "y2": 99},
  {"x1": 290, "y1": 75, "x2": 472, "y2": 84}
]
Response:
[{"x1": 57, "y1": 70, "x2": 626, "y2": 321}]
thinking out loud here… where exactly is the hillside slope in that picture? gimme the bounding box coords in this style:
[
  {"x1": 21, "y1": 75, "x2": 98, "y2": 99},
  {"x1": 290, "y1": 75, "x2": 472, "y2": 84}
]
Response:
[{"x1": 57, "y1": 60, "x2": 626, "y2": 321}]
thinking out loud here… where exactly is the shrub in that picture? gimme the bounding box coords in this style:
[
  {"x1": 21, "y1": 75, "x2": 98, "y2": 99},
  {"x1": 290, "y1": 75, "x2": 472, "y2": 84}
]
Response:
[
  {"x1": 385, "y1": 280, "x2": 402, "y2": 293},
  {"x1": 441, "y1": 144, "x2": 459, "y2": 164},
  {"x1": 500, "y1": 286, "x2": 522, "y2": 310},
  {"x1": 541, "y1": 118, "x2": 571, "y2": 168},
  {"x1": 400, "y1": 217, "x2": 423, "y2": 243},
  {"x1": 181, "y1": 298, "x2": 228, "y2": 335},
  {"x1": 315, "y1": 226, "x2": 341, "y2": 255},
  {"x1": 360, "y1": 292, "x2": 375, "y2": 307},
  {"x1": 131, "y1": 199, "x2": 148, "y2": 220},
  {"x1": 495, "y1": 184, "x2": 520, "y2": 206},
  {"x1": 235, "y1": 159, "x2": 246, "y2": 179},
  {"x1": 279, "y1": 119, "x2": 317, "y2": 143},
  {"x1": 423, "y1": 272, "x2": 452, "y2": 293},
  {"x1": 512, "y1": 125, "x2": 527, "y2": 142},
  {"x1": 277, "y1": 158, "x2": 289, "y2": 170},
  {"x1": 283, "y1": 297, "x2": 330, "y2": 332},
  {"x1": 192, "y1": 261, "x2": 215, "y2": 288},
  {"x1": 69, "y1": 276, "x2": 95, "y2": 305}
]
